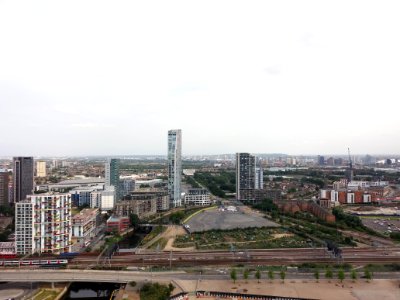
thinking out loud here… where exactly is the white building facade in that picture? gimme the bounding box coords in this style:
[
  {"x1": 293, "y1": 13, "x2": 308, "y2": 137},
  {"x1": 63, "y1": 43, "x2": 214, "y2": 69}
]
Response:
[
  {"x1": 184, "y1": 188, "x2": 211, "y2": 206},
  {"x1": 90, "y1": 186, "x2": 115, "y2": 212},
  {"x1": 15, "y1": 193, "x2": 72, "y2": 255},
  {"x1": 168, "y1": 129, "x2": 182, "y2": 207}
]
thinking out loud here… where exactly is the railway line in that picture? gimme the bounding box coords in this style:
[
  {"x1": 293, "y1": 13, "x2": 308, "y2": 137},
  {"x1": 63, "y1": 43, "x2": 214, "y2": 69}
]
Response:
[{"x1": 3, "y1": 247, "x2": 399, "y2": 269}]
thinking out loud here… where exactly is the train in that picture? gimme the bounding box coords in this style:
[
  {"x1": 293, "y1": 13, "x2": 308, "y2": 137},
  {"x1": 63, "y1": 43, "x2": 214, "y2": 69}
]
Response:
[{"x1": 0, "y1": 259, "x2": 68, "y2": 267}]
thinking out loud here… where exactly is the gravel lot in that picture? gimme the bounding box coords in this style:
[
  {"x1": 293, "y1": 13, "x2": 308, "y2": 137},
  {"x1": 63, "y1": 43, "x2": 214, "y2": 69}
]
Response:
[
  {"x1": 362, "y1": 217, "x2": 400, "y2": 234},
  {"x1": 185, "y1": 206, "x2": 279, "y2": 233}
]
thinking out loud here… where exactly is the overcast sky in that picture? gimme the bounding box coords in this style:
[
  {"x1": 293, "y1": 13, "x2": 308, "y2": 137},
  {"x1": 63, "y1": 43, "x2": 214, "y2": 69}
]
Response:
[{"x1": 1, "y1": 1, "x2": 399, "y2": 156}]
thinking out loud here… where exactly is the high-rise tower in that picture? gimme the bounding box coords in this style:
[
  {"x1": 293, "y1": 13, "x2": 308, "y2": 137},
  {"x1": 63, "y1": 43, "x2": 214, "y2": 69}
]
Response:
[
  {"x1": 105, "y1": 158, "x2": 121, "y2": 200},
  {"x1": 36, "y1": 161, "x2": 47, "y2": 177},
  {"x1": 0, "y1": 170, "x2": 9, "y2": 206},
  {"x1": 168, "y1": 129, "x2": 182, "y2": 207},
  {"x1": 13, "y1": 157, "x2": 34, "y2": 203},
  {"x1": 236, "y1": 153, "x2": 256, "y2": 201}
]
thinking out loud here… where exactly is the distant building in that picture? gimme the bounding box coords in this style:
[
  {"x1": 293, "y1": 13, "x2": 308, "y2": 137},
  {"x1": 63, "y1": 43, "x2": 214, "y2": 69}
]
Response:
[
  {"x1": 105, "y1": 158, "x2": 121, "y2": 200},
  {"x1": 13, "y1": 157, "x2": 34, "y2": 203},
  {"x1": 321, "y1": 189, "x2": 374, "y2": 204},
  {"x1": 72, "y1": 208, "x2": 100, "y2": 248},
  {"x1": 184, "y1": 188, "x2": 211, "y2": 206},
  {"x1": 70, "y1": 186, "x2": 103, "y2": 207},
  {"x1": 274, "y1": 199, "x2": 335, "y2": 223},
  {"x1": 255, "y1": 166, "x2": 264, "y2": 190},
  {"x1": 15, "y1": 193, "x2": 72, "y2": 255},
  {"x1": 115, "y1": 191, "x2": 158, "y2": 219},
  {"x1": 236, "y1": 153, "x2": 256, "y2": 201},
  {"x1": 121, "y1": 178, "x2": 135, "y2": 197},
  {"x1": 36, "y1": 161, "x2": 47, "y2": 177},
  {"x1": 106, "y1": 216, "x2": 130, "y2": 234},
  {"x1": 317, "y1": 155, "x2": 325, "y2": 166},
  {"x1": 0, "y1": 170, "x2": 9, "y2": 206},
  {"x1": 326, "y1": 157, "x2": 334, "y2": 166},
  {"x1": 90, "y1": 186, "x2": 115, "y2": 212},
  {"x1": 239, "y1": 189, "x2": 281, "y2": 203},
  {"x1": 168, "y1": 129, "x2": 182, "y2": 207},
  {"x1": 183, "y1": 169, "x2": 196, "y2": 176},
  {"x1": 135, "y1": 179, "x2": 163, "y2": 190},
  {"x1": 8, "y1": 182, "x2": 13, "y2": 204}
]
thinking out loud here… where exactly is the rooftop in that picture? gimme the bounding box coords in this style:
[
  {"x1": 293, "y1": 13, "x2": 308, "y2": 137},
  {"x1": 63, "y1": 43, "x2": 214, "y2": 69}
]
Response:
[{"x1": 72, "y1": 208, "x2": 99, "y2": 221}]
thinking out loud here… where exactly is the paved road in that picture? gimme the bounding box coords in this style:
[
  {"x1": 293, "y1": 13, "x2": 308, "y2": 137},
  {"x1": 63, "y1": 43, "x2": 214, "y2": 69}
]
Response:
[{"x1": 0, "y1": 269, "x2": 399, "y2": 283}]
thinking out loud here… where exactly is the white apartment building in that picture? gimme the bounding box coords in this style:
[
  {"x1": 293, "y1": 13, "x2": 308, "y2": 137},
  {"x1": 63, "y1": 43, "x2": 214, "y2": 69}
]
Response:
[
  {"x1": 90, "y1": 186, "x2": 115, "y2": 212},
  {"x1": 184, "y1": 188, "x2": 211, "y2": 206},
  {"x1": 15, "y1": 193, "x2": 71, "y2": 255}
]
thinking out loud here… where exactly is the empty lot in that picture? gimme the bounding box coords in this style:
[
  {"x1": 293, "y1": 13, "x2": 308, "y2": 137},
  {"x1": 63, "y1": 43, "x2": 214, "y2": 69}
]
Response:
[{"x1": 185, "y1": 206, "x2": 279, "y2": 233}]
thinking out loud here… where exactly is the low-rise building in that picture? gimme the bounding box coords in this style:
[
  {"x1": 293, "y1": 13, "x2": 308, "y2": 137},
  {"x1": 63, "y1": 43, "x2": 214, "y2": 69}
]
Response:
[
  {"x1": 0, "y1": 241, "x2": 15, "y2": 257},
  {"x1": 115, "y1": 192, "x2": 157, "y2": 219},
  {"x1": 106, "y1": 216, "x2": 130, "y2": 234},
  {"x1": 72, "y1": 208, "x2": 100, "y2": 248},
  {"x1": 184, "y1": 188, "x2": 211, "y2": 206}
]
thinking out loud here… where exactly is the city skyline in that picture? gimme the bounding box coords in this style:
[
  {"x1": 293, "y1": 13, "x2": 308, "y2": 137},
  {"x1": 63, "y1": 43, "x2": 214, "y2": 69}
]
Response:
[{"x1": 1, "y1": 1, "x2": 400, "y2": 156}]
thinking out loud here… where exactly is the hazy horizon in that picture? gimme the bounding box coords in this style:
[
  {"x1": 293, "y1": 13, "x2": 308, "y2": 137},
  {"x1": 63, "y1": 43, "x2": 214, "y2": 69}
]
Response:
[{"x1": 1, "y1": 1, "x2": 399, "y2": 156}]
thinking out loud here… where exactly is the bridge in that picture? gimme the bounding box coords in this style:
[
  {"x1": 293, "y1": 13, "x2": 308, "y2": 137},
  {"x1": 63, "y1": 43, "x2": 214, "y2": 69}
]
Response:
[{"x1": 0, "y1": 269, "x2": 187, "y2": 283}]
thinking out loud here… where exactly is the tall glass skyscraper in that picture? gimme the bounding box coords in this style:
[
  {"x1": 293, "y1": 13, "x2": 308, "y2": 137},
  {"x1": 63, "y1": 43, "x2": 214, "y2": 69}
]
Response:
[
  {"x1": 105, "y1": 158, "x2": 121, "y2": 200},
  {"x1": 168, "y1": 129, "x2": 182, "y2": 207},
  {"x1": 13, "y1": 157, "x2": 34, "y2": 203}
]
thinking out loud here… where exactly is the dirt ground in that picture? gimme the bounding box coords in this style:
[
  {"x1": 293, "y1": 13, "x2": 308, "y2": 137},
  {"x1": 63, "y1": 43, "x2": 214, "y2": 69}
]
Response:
[
  {"x1": 174, "y1": 279, "x2": 400, "y2": 300},
  {"x1": 160, "y1": 225, "x2": 195, "y2": 252}
]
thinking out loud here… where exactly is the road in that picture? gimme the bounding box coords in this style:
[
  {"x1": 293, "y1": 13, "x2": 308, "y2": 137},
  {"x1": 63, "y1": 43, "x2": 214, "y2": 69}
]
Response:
[{"x1": 0, "y1": 269, "x2": 399, "y2": 283}]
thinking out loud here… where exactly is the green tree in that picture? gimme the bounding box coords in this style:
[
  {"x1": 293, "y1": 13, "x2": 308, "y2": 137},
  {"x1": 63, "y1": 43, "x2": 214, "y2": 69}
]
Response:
[
  {"x1": 169, "y1": 211, "x2": 185, "y2": 224},
  {"x1": 255, "y1": 269, "x2": 261, "y2": 283},
  {"x1": 268, "y1": 269, "x2": 274, "y2": 282},
  {"x1": 129, "y1": 213, "x2": 140, "y2": 228},
  {"x1": 351, "y1": 269, "x2": 357, "y2": 282},
  {"x1": 280, "y1": 270, "x2": 286, "y2": 283},
  {"x1": 325, "y1": 267, "x2": 333, "y2": 282},
  {"x1": 230, "y1": 268, "x2": 237, "y2": 284},
  {"x1": 140, "y1": 282, "x2": 173, "y2": 300},
  {"x1": 338, "y1": 269, "x2": 345, "y2": 283},
  {"x1": 364, "y1": 268, "x2": 372, "y2": 282},
  {"x1": 314, "y1": 269, "x2": 320, "y2": 282},
  {"x1": 243, "y1": 269, "x2": 249, "y2": 283}
]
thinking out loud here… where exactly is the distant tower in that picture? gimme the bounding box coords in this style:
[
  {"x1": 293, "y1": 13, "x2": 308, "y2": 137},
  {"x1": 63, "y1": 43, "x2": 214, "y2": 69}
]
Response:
[
  {"x1": 346, "y1": 148, "x2": 354, "y2": 182},
  {"x1": 36, "y1": 161, "x2": 47, "y2": 177},
  {"x1": 168, "y1": 129, "x2": 182, "y2": 207},
  {"x1": 236, "y1": 153, "x2": 256, "y2": 201},
  {"x1": 13, "y1": 157, "x2": 34, "y2": 203},
  {"x1": 0, "y1": 170, "x2": 9, "y2": 206},
  {"x1": 255, "y1": 158, "x2": 264, "y2": 190},
  {"x1": 105, "y1": 158, "x2": 121, "y2": 200}
]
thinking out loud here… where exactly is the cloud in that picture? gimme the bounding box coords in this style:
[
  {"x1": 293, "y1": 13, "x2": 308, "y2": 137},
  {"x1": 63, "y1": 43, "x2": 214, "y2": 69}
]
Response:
[
  {"x1": 264, "y1": 65, "x2": 281, "y2": 75},
  {"x1": 70, "y1": 122, "x2": 115, "y2": 129}
]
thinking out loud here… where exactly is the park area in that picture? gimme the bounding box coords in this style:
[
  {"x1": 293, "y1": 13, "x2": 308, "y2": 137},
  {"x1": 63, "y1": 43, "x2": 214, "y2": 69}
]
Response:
[{"x1": 173, "y1": 227, "x2": 308, "y2": 250}]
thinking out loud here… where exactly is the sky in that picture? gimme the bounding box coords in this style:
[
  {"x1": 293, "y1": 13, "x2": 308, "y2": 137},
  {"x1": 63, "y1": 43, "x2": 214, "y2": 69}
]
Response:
[{"x1": 1, "y1": 1, "x2": 400, "y2": 156}]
